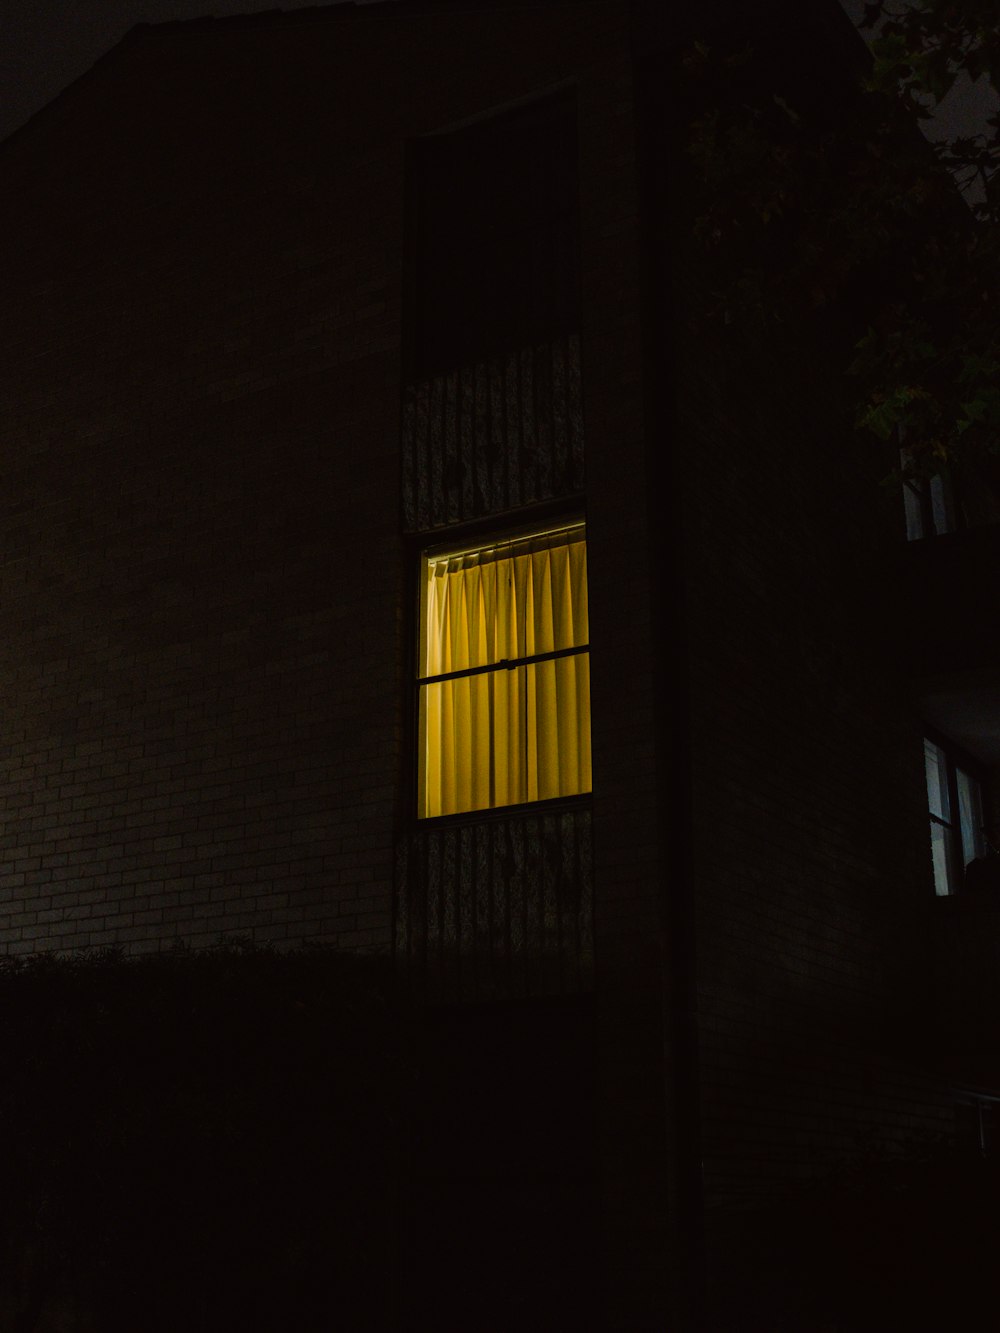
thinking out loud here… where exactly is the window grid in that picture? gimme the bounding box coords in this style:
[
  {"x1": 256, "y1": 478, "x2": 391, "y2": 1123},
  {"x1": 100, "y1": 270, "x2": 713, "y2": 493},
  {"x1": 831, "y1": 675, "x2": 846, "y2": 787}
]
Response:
[{"x1": 417, "y1": 520, "x2": 590, "y2": 820}]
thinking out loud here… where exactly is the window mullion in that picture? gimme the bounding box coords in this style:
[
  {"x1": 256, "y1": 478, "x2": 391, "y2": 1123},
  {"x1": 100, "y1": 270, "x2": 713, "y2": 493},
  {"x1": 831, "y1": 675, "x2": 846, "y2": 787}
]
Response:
[
  {"x1": 419, "y1": 643, "x2": 589, "y2": 686},
  {"x1": 945, "y1": 755, "x2": 964, "y2": 892}
]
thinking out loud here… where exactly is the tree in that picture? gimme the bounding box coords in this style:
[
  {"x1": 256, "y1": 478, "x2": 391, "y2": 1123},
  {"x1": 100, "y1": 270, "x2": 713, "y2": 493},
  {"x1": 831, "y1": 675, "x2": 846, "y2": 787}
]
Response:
[{"x1": 683, "y1": 0, "x2": 1000, "y2": 490}]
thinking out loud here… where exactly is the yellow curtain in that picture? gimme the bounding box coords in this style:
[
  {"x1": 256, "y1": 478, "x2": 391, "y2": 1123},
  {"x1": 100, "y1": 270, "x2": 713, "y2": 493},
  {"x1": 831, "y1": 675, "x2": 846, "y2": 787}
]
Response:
[{"x1": 419, "y1": 525, "x2": 591, "y2": 818}]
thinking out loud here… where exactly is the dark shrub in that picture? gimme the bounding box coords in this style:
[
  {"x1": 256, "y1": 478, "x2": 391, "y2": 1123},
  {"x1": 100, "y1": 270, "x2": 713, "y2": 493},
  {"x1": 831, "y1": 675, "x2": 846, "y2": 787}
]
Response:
[{"x1": 0, "y1": 944, "x2": 406, "y2": 1332}]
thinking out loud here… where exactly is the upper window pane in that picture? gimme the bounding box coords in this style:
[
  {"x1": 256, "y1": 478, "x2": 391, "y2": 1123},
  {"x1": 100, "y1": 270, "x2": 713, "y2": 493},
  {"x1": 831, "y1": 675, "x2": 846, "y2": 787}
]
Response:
[
  {"x1": 407, "y1": 92, "x2": 580, "y2": 378},
  {"x1": 421, "y1": 523, "x2": 588, "y2": 676},
  {"x1": 924, "y1": 738, "x2": 951, "y2": 823}
]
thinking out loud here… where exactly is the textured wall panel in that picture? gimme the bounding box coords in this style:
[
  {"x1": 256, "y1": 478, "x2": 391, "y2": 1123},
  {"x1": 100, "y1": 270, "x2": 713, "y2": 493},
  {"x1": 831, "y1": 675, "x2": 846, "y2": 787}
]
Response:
[
  {"x1": 401, "y1": 333, "x2": 584, "y2": 531},
  {"x1": 394, "y1": 804, "x2": 593, "y2": 1000}
]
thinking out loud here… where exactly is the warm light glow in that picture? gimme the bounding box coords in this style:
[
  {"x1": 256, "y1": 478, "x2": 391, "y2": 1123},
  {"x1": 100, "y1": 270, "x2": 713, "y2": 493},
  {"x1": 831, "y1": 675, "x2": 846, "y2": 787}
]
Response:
[{"x1": 418, "y1": 522, "x2": 591, "y2": 818}]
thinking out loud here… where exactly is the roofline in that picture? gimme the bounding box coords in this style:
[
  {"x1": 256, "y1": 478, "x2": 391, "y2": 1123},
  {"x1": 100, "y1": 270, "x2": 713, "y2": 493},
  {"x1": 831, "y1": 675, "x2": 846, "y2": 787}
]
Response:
[
  {"x1": 128, "y1": 0, "x2": 610, "y2": 41},
  {"x1": 1, "y1": 0, "x2": 614, "y2": 153}
]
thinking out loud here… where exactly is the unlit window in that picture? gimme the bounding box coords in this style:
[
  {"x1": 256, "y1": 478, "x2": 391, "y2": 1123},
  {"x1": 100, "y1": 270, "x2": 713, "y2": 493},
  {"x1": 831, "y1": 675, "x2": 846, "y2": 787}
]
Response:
[{"x1": 923, "y1": 737, "x2": 986, "y2": 895}]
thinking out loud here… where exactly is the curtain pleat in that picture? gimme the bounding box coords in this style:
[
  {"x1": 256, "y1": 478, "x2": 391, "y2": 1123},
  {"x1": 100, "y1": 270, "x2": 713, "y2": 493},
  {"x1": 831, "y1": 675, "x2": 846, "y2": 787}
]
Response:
[{"x1": 419, "y1": 525, "x2": 590, "y2": 818}]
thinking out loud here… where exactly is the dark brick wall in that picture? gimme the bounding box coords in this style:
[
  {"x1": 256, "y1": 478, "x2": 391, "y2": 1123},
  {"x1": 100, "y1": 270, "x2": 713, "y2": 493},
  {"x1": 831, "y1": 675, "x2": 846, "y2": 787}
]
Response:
[
  {"x1": 0, "y1": 3, "x2": 642, "y2": 961},
  {"x1": 616, "y1": 4, "x2": 967, "y2": 1244},
  {"x1": 1, "y1": 14, "x2": 408, "y2": 954},
  {"x1": 577, "y1": 32, "x2": 680, "y2": 1325},
  {"x1": 1, "y1": 5, "x2": 678, "y2": 1326},
  {"x1": 672, "y1": 276, "x2": 958, "y2": 1210}
]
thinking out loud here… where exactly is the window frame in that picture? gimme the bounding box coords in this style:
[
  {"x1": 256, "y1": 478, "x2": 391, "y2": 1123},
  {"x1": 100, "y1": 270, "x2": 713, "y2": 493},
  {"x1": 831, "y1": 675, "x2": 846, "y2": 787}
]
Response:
[
  {"x1": 402, "y1": 87, "x2": 581, "y2": 382},
  {"x1": 902, "y1": 468, "x2": 957, "y2": 541},
  {"x1": 410, "y1": 508, "x2": 591, "y2": 824},
  {"x1": 954, "y1": 1088, "x2": 1000, "y2": 1157},
  {"x1": 923, "y1": 729, "x2": 988, "y2": 895},
  {"x1": 900, "y1": 442, "x2": 959, "y2": 541}
]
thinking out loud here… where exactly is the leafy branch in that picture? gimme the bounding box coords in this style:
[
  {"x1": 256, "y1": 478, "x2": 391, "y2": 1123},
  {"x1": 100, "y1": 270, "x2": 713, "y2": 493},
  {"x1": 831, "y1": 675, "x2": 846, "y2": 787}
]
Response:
[{"x1": 683, "y1": 0, "x2": 1000, "y2": 486}]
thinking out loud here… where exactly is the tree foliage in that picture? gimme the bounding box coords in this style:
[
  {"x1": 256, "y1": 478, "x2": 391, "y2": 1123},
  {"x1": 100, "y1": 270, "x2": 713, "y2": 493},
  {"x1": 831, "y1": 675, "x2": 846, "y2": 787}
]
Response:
[{"x1": 684, "y1": 0, "x2": 1000, "y2": 486}]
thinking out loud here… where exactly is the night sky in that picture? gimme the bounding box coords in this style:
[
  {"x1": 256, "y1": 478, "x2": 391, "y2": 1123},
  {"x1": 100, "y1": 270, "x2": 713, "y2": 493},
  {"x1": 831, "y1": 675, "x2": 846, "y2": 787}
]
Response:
[
  {"x1": 1, "y1": 0, "x2": 865, "y2": 147},
  {"x1": 1, "y1": 1, "x2": 991, "y2": 152},
  {"x1": 0, "y1": 0, "x2": 387, "y2": 145}
]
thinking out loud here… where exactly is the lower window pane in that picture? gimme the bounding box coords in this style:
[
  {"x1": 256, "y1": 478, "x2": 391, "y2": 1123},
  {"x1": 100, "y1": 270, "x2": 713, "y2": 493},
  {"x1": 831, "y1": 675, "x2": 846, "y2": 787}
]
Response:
[
  {"x1": 929, "y1": 819, "x2": 955, "y2": 896},
  {"x1": 956, "y1": 767, "x2": 986, "y2": 867},
  {"x1": 418, "y1": 655, "x2": 591, "y2": 818}
]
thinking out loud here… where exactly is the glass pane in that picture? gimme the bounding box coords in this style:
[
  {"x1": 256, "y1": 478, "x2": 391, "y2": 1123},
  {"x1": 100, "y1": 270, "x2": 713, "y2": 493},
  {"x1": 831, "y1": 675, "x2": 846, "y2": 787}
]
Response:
[
  {"x1": 956, "y1": 768, "x2": 986, "y2": 865},
  {"x1": 522, "y1": 654, "x2": 592, "y2": 803},
  {"x1": 418, "y1": 654, "x2": 591, "y2": 819},
  {"x1": 418, "y1": 672, "x2": 493, "y2": 818},
  {"x1": 929, "y1": 819, "x2": 955, "y2": 896},
  {"x1": 929, "y1": 471, "x2": 955, "y2": 536},
  {"x1": 903, "y1": 479, "x2": 925, "y2": 542},
  {"x1": 924, "y1": 739, "x2": 951, "y2": 823},
  {"x1": 422, "y1": 524, "x2": 587, "y2": 675}
]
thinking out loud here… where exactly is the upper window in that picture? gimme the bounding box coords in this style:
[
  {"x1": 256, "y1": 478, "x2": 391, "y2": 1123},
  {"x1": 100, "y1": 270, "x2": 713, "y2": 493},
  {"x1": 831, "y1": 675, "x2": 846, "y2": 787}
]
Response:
[
  {"x1": 406, "y1": 91, "x2": 580, "y2": 379},
  {"x1": 417, "y1": 520, "x2": 591, "y2": 819},
  {"x1": 924, "y1": 736, "x2": 986, "y2": 894}
]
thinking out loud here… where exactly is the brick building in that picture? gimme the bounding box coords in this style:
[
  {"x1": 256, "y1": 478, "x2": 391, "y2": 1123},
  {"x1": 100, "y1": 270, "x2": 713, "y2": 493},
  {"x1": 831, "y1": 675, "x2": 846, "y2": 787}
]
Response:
[{"x1": 2, "y1": 0, "x2": 998, "y2": 1326}]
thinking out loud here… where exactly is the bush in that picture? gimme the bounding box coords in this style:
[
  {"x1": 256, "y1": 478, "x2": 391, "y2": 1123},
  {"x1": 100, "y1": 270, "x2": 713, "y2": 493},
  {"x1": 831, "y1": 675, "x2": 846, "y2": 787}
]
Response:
[{"x1": 0, "y1": 944, "x2": 407, "y2": 1332}]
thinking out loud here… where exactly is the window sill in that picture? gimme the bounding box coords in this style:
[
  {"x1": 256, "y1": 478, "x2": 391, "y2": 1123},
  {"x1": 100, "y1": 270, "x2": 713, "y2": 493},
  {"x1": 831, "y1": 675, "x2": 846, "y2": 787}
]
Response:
[{"x1": 412, "y1": 791, "x2": 592, "y2": 833}]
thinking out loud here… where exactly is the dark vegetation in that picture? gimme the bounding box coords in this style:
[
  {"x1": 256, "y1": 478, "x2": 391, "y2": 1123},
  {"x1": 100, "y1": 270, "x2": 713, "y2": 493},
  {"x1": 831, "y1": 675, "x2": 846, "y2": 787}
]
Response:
[
  {"x1": 0, "y1": 949, "x2": 600, "y2": 1333},
  {"x1": 0, "y1": 945, "x2": 406, "y2": 1332},
  {"x1": 705, "y1": 1137, "x2": 1000, "y2": 1330},
  {"x1": 684, "y1": 0, "x2": 1000, "y2": 485}
]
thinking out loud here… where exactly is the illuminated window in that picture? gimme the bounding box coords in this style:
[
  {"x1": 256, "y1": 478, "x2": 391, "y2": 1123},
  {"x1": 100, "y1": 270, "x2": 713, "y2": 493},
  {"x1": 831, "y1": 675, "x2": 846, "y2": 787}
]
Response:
[{"x1": 417, "y1": 521, "x2": 591, "y2": 819}]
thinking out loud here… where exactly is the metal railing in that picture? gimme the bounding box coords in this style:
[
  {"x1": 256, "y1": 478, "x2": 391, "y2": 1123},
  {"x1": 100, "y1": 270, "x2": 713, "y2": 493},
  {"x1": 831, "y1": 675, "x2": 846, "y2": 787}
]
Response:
[
  {"x1": 394, "y1": 802, "x2": 593, "y2": 1000},
  {"x1": 401, "y1": 332, "x2": 584, "y2": 532}
]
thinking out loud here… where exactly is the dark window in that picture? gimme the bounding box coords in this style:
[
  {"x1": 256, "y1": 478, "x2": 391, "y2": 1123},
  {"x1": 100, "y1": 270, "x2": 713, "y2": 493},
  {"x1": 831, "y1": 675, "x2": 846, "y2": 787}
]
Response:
[
  {"x1": 406, "y1": 91, "x2": 580, "y2": 378},
  {"x1": 902, "y1": 469, "x2": 956, "y2": 540},
  {"x1": 901, "y1": 441, "x2": 1000, "y2": 536},
  {"x1": 923, "y1": 736, "x2": 986, "y2": 895},
  {"x1": 901, "y1": 446, "x2": 956, "y2": 540}
]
